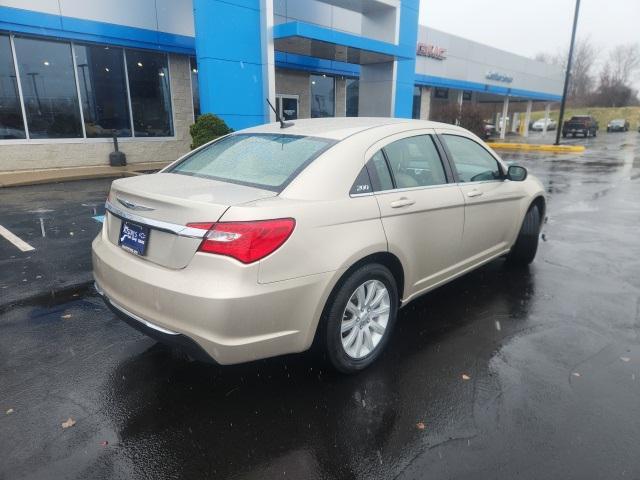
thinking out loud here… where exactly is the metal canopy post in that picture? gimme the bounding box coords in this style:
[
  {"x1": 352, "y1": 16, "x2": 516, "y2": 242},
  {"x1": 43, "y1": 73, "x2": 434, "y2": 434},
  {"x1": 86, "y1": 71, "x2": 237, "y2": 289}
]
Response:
[
  {"x1": 555, "y1": 0, "x2": 581, "y2": 145},
  {"x1": 500, "y1": 97, "x2": 509, "y2": 140},
  {"x1": 524, "y1": 100, "x2": 532, "y2": 138}
]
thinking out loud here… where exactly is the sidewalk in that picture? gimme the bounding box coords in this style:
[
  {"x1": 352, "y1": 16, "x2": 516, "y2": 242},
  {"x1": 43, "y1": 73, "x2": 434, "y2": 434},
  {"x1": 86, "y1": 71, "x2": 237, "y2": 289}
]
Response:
[
  {"x1": 0, "y1": 161, "x2": 168, "y2": 187},
  {"x1": 0, "y1": 178, "x2": 112, "y2": 309}
]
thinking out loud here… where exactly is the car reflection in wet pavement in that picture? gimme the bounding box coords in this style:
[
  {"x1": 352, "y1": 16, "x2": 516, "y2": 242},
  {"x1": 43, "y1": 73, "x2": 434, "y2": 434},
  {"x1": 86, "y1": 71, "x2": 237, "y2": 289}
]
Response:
[{"x1": 1, "y1": 131, "x2": 640, "y2": 480}]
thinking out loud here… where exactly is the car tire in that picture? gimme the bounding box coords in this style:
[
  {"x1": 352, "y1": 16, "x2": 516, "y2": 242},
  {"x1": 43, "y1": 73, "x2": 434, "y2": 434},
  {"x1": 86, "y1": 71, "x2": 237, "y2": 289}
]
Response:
[
  {"x1": 593, "y1": 129, "x2": 597, "y2": 137},
  {"x1": 321, "y1": 263, "x2": 399, "y2": 374},
  {"x1": 506, "y1": 205, "x2": 541, "y2": 267}
]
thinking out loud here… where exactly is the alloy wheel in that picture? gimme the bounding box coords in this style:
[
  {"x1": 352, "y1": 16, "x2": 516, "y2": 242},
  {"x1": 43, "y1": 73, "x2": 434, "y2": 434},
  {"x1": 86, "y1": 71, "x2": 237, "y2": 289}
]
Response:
[{"x1": 340, "y1": 280, "x2": 390, "y2": 359}]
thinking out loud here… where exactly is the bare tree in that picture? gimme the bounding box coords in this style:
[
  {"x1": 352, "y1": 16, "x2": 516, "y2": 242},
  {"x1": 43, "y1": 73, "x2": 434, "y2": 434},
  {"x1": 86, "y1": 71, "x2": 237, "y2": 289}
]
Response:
[
  {"x1": 534, "y1": 38, "x2": 597, "y2": 106},
  {"x1": 567, "y1": 38, "x2": 597, "y2": 104},
  {"x1": 592, "y1": 45, "x2": 640, "y2": 107},
  {"x1": 608, "y1": 44, "x2": 640, "y2": 85},
  {"x1": 534, "y1": 52, "x2": 556, "y2": 64}
]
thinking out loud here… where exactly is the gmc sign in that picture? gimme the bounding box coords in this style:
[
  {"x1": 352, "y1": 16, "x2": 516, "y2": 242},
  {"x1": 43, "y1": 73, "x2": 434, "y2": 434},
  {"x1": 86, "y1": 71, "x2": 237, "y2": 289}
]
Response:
[{"x1": 416, "y1": 43, "x2": 447, "y2": 60}]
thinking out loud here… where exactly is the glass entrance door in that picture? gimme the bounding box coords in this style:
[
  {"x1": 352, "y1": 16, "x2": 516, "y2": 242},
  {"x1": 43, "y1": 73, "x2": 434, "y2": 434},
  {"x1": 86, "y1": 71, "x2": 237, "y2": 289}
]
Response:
[{"x1": 276, "y1": 94, "x2": 299, "y2": 120}]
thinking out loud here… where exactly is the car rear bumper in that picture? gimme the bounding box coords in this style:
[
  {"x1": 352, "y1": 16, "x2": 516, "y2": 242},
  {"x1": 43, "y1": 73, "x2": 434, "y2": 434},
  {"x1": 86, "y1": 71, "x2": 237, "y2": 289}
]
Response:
[
  {"x1": 96, "y1": 283, "x2": 216, "y2": 363},
  {"x1": 92, "y1": 232, "x2": 337, "y2": 365}
]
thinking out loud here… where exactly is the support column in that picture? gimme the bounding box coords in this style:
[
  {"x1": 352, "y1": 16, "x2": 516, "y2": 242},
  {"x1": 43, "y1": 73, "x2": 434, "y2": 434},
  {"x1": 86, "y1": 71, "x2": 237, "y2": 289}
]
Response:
[
  {"x1": 542, "y1": 103, "x2": 551, "y2": 137},
  {"x1": 512, "y1": 112, "x2": 519, "y2": 133},
  {"x1": 358, "y1": 63, "x2": 395, "y2": 117},
  {"x1": 393, "y1": 0, "x2": 420, "y2": 118},
  {"x1": 419, "y1": 86, "x2": 431, "y2": 120},
  {"x1": 500, "y1": 97, "x2": 509, "y2": 140},
  {"x1": 193, "y1": 0, "x2": 275, "y2": 130},
  {"x1": 456, "y1": 90, "x2": 463, "y2": 125},
  {"x1": 335, "y1": 77, "x2": 346, "y2": 117},
  {"x1": 524, "y1": 100, "x2": 532, "y2": 138}
]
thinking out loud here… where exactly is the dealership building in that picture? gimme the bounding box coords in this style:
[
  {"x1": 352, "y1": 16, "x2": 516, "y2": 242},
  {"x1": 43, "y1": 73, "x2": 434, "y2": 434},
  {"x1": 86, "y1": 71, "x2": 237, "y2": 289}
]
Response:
[{"x1": 0, "y1": 0, "x2": 564, "y2": 175}]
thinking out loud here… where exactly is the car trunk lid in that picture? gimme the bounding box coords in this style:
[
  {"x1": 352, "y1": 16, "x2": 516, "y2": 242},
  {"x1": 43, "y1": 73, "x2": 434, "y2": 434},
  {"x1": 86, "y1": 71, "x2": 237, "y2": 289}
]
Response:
[{"x1": 105, "y1": 172, "x2": 277, "y2": 269}]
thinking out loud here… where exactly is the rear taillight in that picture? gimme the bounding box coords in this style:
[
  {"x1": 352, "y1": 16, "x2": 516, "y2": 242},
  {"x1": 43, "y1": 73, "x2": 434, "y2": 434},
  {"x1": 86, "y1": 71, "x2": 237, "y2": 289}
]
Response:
[{"x1": 187, "y1": 219, "x2": 295, "y2": 264}]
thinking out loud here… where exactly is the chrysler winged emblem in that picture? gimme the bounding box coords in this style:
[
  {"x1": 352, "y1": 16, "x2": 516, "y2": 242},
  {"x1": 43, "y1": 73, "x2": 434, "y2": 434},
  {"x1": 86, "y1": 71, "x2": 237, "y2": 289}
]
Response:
[{"x1": 117, "y1": 197, "x2": 155, "y2": 212}]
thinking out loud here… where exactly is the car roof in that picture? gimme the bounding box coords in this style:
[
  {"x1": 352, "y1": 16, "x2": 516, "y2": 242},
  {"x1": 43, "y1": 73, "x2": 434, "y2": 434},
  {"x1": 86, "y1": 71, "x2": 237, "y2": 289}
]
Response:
[{"x1": 239, "y1": 117, "x2": 466, "y2": 140}]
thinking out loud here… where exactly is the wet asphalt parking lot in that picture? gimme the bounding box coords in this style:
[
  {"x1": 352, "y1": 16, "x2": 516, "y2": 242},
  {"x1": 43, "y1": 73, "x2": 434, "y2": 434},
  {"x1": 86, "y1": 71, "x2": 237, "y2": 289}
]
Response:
[{"x1": 1, "y1": 131, "x2": 640, "y2": 479}]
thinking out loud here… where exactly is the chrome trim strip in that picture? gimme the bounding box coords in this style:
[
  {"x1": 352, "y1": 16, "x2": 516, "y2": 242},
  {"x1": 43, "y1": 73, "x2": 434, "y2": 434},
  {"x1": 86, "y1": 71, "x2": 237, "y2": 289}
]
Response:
[
  {"x1": 373, "y1": 182, "x2": 461, "y2": 195},
  {"x1": 349, "y1": 192, "x2": 375, "y2": 198},
  {"x1": 105, "y1": 201, "x2": 207, "y2": 239}
]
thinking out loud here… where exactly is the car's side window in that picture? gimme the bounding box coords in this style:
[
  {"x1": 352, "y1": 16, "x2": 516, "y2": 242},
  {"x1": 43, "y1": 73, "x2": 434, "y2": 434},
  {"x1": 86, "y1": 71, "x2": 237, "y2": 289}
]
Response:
[
  {"x1": 366, "y1": 150, "x2": 394, "y2": 191},
  {"x1": 441, "y1": 134, "x2": 503, "y2": 183},
  {"x1": 382, "y1": 135, "x2": 447, "y2": 189}
]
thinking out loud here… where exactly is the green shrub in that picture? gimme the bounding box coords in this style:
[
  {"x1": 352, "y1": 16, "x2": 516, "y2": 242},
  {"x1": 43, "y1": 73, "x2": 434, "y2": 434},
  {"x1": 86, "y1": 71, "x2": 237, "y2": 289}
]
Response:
[{"x1": 189, "y1": 114, "x2": 233, "y2": 149}]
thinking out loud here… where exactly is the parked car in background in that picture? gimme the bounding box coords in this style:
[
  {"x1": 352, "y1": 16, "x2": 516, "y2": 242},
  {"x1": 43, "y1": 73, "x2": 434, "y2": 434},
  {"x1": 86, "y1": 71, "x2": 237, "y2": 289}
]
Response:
[
  {"x1": 607, "y1": 119, "x2": 629, "y2": 132},
  {"x1": 483, "y1": 122, "x2": 496, "y2": 139},
  {"x1": 562, "y1": 115, "x2": 598, "y2": 138},
  {"x1": 530, "y1": 118, "x2": 557, "y2": 131},
  {"x1": 93, "y1": 118, "x2": 545, "y2": 373}
]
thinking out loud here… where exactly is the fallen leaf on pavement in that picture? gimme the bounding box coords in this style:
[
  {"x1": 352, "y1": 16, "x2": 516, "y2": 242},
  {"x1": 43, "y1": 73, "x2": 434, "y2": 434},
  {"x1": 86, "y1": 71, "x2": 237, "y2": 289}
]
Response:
[
  {"x1": 100, "y1": 441, "x2": 109, "y2": 446},
  {"x1": 416, "y1": 422, "x2": 426, "y2": 430},
  {"x1": 61, "y1": 314, "x2": 72, "y2": 320},
  {"x1": 6, "y1": 408, "x2": 14, "y2": 415},
  {"x1": 462, "y1": 374, "x2": 471, "y2": 381},
  {"x1": 620, "y1": 357, "x2": 631, "y2": 363},
  {"x1": 61, "y1": 417, "x2": 76, "y2": 429}
]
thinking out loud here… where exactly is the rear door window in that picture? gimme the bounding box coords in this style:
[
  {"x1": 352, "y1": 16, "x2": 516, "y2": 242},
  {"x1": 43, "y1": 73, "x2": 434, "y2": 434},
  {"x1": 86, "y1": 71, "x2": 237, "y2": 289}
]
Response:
[{"x1": 168, "y1": 133, "x2": 335, "y2": 191}]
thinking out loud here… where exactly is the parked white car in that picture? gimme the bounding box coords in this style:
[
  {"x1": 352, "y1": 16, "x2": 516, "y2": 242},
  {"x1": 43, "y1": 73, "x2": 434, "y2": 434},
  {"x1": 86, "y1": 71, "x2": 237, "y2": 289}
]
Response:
[
  {"x1": 93, "y1": 118, "x2": 546, "y2": 373},
  {"x1": 531, "y1": 118, "x2": 557, "y2": 131}
]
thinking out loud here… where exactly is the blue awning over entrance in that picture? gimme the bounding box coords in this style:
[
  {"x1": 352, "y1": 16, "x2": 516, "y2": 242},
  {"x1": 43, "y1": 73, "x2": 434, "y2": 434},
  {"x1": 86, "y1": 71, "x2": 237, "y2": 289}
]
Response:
[{"x1": 273, "y1": 21, "x2": 410, "y2": 65}]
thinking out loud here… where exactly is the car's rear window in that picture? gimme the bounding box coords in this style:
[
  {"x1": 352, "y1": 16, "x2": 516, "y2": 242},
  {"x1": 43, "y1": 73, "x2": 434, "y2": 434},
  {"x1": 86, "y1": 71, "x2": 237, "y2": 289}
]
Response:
[{"x1": 168, "y1": 133, "x2": 335, "y2": 191}]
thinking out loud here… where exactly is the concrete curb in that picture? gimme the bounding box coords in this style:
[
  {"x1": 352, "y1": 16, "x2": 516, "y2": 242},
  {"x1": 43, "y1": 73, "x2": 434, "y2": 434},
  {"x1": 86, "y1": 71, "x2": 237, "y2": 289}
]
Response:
[
  {"x1": 0, "y1": 281, "x2": 95, "y2": 314},
  {"x1": 488, "y1": 142, "x2": 586, "y2": 153},
  {"x1": 0, "y1": 162, "x2": 171, "y2": 187}
]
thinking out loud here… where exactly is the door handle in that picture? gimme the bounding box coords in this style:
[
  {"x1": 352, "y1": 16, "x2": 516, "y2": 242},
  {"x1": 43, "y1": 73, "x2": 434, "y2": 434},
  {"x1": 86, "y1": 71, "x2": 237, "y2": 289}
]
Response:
[
  {"x1": 466, "y1": 189, "x2": 483, "y2": 198},
  {"x1": 390, "y1": 197, "x2": 416, "y2": 208}
]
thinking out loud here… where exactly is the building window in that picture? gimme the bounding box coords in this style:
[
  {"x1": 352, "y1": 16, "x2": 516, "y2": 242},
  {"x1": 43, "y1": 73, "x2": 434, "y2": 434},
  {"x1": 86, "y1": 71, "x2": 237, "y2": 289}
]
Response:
[
  {"x1": 346, "y1": 78, "x2": 358, "y2": 117},
  {"x1": 190, "y1": 56, "x2": 200, "y2": 119},
  {"x1": 74, "y1": 44, "x2": 131, "y2": 137},
  {"x1": 463, "y1": 90, "x2": 472, "y2": 101},
  {"x1": 125, "y1": 49, "x2": 173, "y2": 137},
  {"x1": 434, "y1": 87, "x2": 449, "y2": 99},
  {"x1": 0, "y1": 34, "x2": 26, "y2": 139},
  {"x1": 1, "y1": 34, "x2": 176, "y2": 142},
  {"x1": 13, "y1": 36, "x2": 83, "y2": 139},
  {"x1": 412, "y1": 86, "x2": 421, "y2": 119},
  {"x1": 310, "y1": 74, "x2": 335, "y2": 118}
]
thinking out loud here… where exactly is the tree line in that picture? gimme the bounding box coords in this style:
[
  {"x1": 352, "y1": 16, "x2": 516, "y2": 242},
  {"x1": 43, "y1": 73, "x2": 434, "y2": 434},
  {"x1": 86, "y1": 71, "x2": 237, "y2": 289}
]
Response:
[{"x1": 535, "y1": 39, "x2": 640, "y2": 107}]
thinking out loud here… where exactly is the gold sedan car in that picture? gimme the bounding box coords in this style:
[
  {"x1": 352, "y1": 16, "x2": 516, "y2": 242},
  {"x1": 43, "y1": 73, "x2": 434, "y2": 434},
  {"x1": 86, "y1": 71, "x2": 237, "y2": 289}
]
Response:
[{"x1": 93, "y1": 118, "x2": 545, "y2": 373}]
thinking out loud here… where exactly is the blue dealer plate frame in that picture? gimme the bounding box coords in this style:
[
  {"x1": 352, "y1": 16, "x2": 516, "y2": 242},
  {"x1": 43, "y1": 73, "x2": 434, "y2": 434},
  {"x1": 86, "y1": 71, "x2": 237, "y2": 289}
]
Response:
[{"x1": 119, "y1": 221, "x2": 150, "y2": 256}]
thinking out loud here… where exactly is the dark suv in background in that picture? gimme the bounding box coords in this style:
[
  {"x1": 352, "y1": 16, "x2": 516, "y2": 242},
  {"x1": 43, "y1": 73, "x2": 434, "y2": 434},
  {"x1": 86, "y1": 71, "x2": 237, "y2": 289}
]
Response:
[{"x1": 562, "y1": 115, "x2": 598, "y2": 138}]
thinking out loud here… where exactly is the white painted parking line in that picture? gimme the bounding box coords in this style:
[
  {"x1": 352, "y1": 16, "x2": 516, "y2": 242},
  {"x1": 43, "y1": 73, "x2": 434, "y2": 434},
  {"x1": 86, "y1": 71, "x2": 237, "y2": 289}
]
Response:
[{"x1": 0, "y1": 225, "x2": 35, "y2": 252}]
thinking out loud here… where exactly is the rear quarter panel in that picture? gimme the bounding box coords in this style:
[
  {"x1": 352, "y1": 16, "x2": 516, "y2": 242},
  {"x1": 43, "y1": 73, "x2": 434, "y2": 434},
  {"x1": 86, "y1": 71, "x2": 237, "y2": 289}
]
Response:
[{"x1": 220, "y1": 195, "x2": 387, "y2": 284}]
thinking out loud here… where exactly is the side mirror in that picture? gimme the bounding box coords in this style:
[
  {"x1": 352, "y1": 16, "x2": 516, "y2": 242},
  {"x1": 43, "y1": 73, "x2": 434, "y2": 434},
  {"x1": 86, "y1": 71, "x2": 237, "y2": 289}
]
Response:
[{"x1": 507, "y1": 165, "x2": 527, "y2": 181}]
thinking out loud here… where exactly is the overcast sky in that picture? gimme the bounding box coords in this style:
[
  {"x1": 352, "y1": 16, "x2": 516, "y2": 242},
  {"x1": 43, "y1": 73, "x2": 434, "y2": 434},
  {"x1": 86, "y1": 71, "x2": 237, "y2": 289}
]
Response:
[{"x1": 419, "y1": 0, "x2": 640, "y2": 86}]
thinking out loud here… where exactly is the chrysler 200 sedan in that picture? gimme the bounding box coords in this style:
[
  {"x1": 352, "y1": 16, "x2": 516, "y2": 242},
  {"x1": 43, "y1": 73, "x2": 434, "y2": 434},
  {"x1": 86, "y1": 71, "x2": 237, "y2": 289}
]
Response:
[{"x1": 93, "y1": 118, "x2": 545, "y2": 373}]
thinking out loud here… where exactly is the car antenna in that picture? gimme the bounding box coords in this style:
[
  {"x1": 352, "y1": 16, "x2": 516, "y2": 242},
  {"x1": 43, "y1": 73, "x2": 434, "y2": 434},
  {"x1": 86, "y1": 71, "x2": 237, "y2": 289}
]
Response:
[{"x1": 266, "y1": 98, "x2": 293, "y2": 129}]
